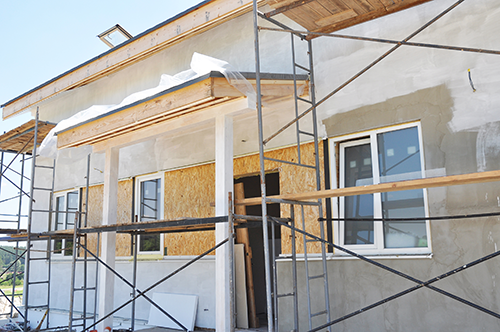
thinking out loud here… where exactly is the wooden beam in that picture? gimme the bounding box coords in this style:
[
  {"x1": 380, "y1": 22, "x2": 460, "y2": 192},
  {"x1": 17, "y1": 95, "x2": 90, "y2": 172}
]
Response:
[
  {"x1": 58, "y1": 77, "x2": 303, "y2": 151},
  {"x1": 2, "y1": 0, "x2": 266, "y2": 119},
  {"x1": 236, "y1": 170, "x2": 500, "y2": 206},
  {"x1": 57, "y1": 78, "x2": 216, "y2": 149},
  {"x1": 91, "y1": 97, "x2": 252, "y2": 153},
  {"x1": 234, "y1": 182, "x2": 259, "y2": 329},
  {"x1": 314, "y1": 9, "x2": 358, "y2": 27}
]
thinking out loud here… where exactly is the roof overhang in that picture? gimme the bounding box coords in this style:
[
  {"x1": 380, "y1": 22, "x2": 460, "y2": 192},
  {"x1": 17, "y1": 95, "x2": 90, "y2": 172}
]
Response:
[
  {"x1": 56, "y1": 72, "x2": 308, "y2": 151},
  {"x1": 1, "y1": 0, "x2": 265, "y2": 119}
]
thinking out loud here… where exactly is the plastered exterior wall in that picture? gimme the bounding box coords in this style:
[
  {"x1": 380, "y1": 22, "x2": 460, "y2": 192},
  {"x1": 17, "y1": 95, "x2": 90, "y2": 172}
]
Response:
[
  {"x1": 273, "y1": 0, "x2": 500, "y2": 329},
  {"x1": 24, "y1": 0, "x2": 500, "y2": 330}
]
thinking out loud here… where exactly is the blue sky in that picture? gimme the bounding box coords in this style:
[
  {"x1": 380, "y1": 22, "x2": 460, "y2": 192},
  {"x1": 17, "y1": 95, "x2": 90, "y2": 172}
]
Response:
[
  {"x1": 0, "y1": 0, "x2": 204, "y2": 133},
  {"x1": 0, "y1": 1, "x2": 203, "y2": 236}
]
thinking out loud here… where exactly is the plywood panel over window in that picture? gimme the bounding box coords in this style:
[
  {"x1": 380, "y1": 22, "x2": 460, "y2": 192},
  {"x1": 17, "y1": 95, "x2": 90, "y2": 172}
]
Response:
[
  {"x1": 82, "y1": 179, "x2": 133, "y2": 257},
  {"x1": 164, "y1": 164, "x2": 216, "y2": 256}
]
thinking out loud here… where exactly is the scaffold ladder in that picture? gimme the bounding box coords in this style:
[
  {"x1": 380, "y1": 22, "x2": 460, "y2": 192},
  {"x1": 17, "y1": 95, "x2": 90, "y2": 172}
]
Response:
[
  {"x1": 68, "y1": 154, "x2": 98, "y2": 332},
  {"x1": 24, "y1": 113, "x2": 54, "y2": 332},
  {"x1": 253, "y1": 3, "x2": 331, "y2": 330}
]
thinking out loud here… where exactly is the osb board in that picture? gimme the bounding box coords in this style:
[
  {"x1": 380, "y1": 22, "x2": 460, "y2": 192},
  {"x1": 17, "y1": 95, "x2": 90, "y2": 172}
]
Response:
[
  {"x1": 234, "y1": 142, "x2": 325, "y2": 254},
  {"x1": 162, "y1": 142, "x2": 325, "y2": 256},
  {"x1": 81, "y1": 179, "x2": 133, "y2": 257},
  {"x1": 0, "y1": 119, "x2": 55, "y2": 154},
  {"x1": 266, "y1": 0, "x2": 431, "y2": 37},
  {"x1": 163, "y1": 163, "x2": 216, "y2": 256}
]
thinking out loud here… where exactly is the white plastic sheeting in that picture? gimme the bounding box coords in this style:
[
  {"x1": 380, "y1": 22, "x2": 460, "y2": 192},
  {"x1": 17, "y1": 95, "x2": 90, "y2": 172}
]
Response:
[{"x1": 39, "y1": 53, "x2": 256, "y2": 158}]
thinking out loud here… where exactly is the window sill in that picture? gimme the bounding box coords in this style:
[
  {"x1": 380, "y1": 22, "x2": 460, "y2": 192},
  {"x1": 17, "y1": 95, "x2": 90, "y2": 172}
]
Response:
[
  {"x1": 277, "y1": 252, "x2": 433, "y2": 262},
  {"x1": 115, "y1": 255, "x2": 215, "y2": 262}
]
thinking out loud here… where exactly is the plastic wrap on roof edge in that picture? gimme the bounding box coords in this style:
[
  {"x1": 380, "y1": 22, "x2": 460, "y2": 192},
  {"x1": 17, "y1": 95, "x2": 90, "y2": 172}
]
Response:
[{"x1": 38, "y1": 53, "x2": 256, "y2": 159}]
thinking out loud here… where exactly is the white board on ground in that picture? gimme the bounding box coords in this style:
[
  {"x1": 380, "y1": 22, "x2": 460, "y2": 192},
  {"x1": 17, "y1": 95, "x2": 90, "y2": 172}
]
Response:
[{"x1": 148, "y1": 292, "x2": 198, "y2": 331}]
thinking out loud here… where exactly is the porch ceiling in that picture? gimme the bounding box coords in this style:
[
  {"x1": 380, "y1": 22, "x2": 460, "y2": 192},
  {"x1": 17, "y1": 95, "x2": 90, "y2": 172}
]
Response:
[
  {"x1": 56, "y1": 72, "x2": 308, "y2": 150},
  {"x1": 265, "y1": 0, "x2": 431, "y2": 37}
]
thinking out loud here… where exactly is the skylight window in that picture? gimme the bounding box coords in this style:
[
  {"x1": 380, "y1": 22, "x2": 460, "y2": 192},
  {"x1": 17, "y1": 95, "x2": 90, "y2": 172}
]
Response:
[{"x1": 98, "y1": 24, "x2": 133, "y2": 48}]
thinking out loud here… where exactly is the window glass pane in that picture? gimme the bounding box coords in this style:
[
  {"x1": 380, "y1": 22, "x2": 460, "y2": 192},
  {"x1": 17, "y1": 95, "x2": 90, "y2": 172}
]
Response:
[
  {"x1": 139, "y1": 179, "x2": 161, "y2": 252},
  {"x1": 377, "y1": 127, "x2": 427, "y2": 248},
  {"x1": 64, "y1": 240, "x2": 73, "y2": 256},
  {"x1": 344, "y1": 143, "x2": 374, "y2": 245},
  {"x1": 56, "y1": 196, "x2": 65, "y2": 230},
  {"x1": 54, "y1": 239, "x2": 63, "y2": 254},
  {"x1": 140, "y1": 234, "x2": 160, "y2": 252},
  {"x1": 377, "y1": 127, "x2": 421, "y2": 182},
  {"x1": 66, "y1": 191, "x2": 78, "y2": 228},
  {"x1": 141, "y1": 179, "x2": 160, "y2": 220}
]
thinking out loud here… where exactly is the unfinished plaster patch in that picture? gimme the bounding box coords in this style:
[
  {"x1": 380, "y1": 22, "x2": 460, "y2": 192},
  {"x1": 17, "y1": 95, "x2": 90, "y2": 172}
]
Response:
[{"x1": 476, "y1": 122, "x2": 500, "y2": 172}]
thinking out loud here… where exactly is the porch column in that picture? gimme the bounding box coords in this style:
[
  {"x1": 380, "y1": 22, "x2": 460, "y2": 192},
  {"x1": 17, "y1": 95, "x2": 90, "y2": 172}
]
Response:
[
  {"x1": 215, "y1": 114, "x2": 233, "y2": 332},
  {"x1": 98, "y1": 147, "x2": 119, "y2": 331}
]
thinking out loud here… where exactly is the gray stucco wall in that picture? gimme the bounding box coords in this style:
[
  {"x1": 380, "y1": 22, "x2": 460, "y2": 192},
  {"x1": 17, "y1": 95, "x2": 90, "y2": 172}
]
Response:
[{"x1": 276, "y1": 85, "x2": 500, "y2": 331}]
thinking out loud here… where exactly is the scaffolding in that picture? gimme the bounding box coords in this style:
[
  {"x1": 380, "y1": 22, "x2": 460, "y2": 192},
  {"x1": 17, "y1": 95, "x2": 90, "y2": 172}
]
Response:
[
  {"x1": 251, "y1": 0, "x2": 500, "y2": 331},
  {"x1": 3, "y1": 1, "x2": 500, "y2": 332},
  {"x1": 0, "y1": 118, "x2": 55, "y2": 322}
]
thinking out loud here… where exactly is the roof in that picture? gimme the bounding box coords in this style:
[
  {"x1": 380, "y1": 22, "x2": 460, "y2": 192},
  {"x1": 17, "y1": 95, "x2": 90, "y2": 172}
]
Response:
[
  {"x1": 1, "y1": 0, "x2": 265, "y2": 119},
  {"x1": 2, "y1": 0, "x2": 431, "y2": 118},
  {"x1": 56, "y1": 71, "x2": 308, "y2": 150},
  {"x1": 0, "y1": 119, "x2": 56, "y2": 154}
]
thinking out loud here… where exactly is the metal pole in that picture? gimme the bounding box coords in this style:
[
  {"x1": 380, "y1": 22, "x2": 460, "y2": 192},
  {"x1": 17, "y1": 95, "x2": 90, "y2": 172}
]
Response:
[
  {"x1": 308, "y1": 38, "x2": 331, "y2": 330},
  {"x1": 83, "y1": 154, "x2": 90, "y2": 330},
  {"x1": 259, "y1": 26, "x2": 500, "y2": 56},
  {"x1": 68, "y1": 213, "x2": 80, "y2": 332},
  {"x1": 11, "y1": 152, "x2": 23, "y2": 317},
  {"x1": 291, "y1": 33, "x2": 302, "y2": 164},
  {"x1": 93, "y1": 233, "x2": 100, "y2": 326},
  {"x1": 228, "y1": 193, "x2": 235, "y2": 331},
  {"x1": 131, "y1": 233, "x2": 138, "y2": 331},
  {"x1": 272, "y1": 217, "x2": 500, "y2": 324},
  {"x1": 262, "y1": 0, "x2": 466, "y2": 145},
  {"x1": 271, "y1": 215, "x2": 278, "y2": 330},
  {"x1": 46, "y1": 158, "x2": 56, "y2": 329},
  {"x1": 290, "y1": 205, "x2": 299, "y2": 332},
  {"x1": 253, "y1": 1, "x2": 274, "y2": 330},
  {"x1": 24, "y1": 109, "x2": 39, "y2": 332},
  {"x1": 84, "y1": 238, "x2": 229, "y2": 332}
]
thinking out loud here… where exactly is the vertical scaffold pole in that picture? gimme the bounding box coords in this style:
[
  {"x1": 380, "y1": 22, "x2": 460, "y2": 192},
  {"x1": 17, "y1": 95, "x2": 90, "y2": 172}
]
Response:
[
  {"x1": 11, "y1": 153, "x2": 24, "y2": 317},
  {"x1": 253, "y1": 1, "x2": 274, "y2": 330},
  {"x1": 24, "y1": 109, "x2": 39, "y2": 332}
]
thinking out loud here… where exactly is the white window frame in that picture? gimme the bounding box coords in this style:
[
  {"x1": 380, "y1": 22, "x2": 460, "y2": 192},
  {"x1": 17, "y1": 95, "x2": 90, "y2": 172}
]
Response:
[
  {"x1": 53, "y1": 189, "x2": 80, "y2": 257},
  {"x1": 329, "y1": 122, "x2": 432, "y2": 256},
  {"x1": 135, "y1": 173, "x2": 165, "y2": 255}
]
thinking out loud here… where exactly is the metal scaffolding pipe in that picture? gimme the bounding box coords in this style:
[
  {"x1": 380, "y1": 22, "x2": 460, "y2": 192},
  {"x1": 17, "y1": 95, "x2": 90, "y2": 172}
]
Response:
[
  {"x1": 262, "y1": 0, "x2": 466, "y2": 146},
  {"x1": 259, "y1": 26, "x2": 500, "y2": 56}
]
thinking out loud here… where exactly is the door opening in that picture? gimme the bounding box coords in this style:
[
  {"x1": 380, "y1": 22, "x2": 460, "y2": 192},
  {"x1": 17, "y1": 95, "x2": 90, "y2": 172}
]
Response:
[{"x1": 234, "y1": 172, "x2": 280, "y2": 326}]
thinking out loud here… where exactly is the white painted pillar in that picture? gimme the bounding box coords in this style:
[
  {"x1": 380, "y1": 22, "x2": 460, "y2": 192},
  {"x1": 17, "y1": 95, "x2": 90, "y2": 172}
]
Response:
[
  {"x1": 215, "y1": 115, "x2": 234, "y2": 332},
  {"x1": 98, "y1": 147, "x2": 119, "y2": 331}
]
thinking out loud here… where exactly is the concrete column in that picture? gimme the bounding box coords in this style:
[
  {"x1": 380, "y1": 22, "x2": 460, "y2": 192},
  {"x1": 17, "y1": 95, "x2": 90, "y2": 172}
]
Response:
[
  {"x1": 98, "y1": 147, "x2": 119, "y2": 331},
  {"x1": 215, "y1": 114, "x2": 233, "y2": 332}
]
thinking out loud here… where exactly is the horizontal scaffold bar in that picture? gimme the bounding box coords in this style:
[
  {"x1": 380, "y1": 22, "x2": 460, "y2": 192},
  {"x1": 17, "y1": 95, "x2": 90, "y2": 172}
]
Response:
[{"x1": 237, "y1": 170, "x2": 500, "y2": 206}]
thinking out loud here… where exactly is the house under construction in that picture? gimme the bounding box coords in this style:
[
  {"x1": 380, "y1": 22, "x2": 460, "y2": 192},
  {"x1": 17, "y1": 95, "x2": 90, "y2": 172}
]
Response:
[{"x1": 1, "y1": 0, "x2": 500, "y2": 331}]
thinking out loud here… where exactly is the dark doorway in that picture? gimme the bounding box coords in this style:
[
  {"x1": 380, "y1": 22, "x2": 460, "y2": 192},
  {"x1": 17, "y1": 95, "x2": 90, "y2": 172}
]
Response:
[{"x1": 234, "y1": 172, "x2": 280, "y2": 326}]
